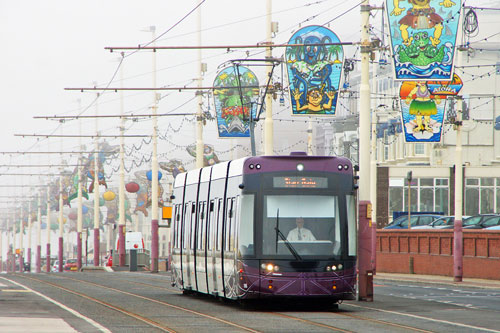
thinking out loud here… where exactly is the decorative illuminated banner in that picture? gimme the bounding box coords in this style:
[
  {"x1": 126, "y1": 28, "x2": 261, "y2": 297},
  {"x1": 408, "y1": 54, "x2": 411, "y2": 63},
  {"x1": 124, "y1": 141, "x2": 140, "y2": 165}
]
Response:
[
  {"x1": 427, "y1": 73, "x2": 463, "y2": 95},
  {"x1": 212, "y1": 66, "x2": 259, "y2": 138},
  {"x1": 399, "y1": 81, "x2": 446, "y2": 142},
  {"x1": 285, "y1": 25, "x2": 343, "y2": 115},
  {"x1": 386, "y1": 0, "x2": 461, "y2": 80}
]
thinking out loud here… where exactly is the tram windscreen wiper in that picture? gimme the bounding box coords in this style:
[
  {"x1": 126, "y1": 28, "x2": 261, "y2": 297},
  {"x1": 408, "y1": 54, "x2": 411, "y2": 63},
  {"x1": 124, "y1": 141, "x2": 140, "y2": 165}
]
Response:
[{"x1": 274, "y1": 209, "x2": 302, "y2": 261}]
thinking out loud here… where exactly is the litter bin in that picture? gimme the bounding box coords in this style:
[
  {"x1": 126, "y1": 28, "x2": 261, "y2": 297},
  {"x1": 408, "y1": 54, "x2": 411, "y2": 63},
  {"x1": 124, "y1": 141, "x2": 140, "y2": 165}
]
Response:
[{"x1": 129, "y1": 249, "x2": 137, "y2": 272}]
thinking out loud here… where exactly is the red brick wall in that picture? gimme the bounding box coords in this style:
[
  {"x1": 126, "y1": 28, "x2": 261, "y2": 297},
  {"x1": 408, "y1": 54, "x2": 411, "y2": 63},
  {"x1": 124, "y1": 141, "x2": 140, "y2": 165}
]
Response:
[{"x1": 376, "y1": 230, "x2": 500, "y2": 280}]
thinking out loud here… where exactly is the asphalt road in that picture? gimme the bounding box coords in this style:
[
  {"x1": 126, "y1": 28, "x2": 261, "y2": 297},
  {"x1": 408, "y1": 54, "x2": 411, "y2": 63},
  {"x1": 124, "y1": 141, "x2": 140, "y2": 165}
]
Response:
[{"x1": 1, "y1": 272, "x2": 500, "y2": 332}]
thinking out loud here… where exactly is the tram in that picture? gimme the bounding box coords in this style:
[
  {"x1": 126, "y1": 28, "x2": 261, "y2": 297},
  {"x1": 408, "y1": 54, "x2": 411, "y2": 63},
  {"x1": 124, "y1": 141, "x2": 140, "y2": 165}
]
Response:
[{"x1": 170, "y1": 152, "x2": 357, "y2": 302}]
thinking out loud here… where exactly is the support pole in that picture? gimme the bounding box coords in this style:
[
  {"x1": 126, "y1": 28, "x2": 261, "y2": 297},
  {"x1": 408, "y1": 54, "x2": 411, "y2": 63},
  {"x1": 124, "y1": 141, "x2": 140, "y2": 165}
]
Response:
[
  {"x1": 77, "y1": 106, "x2": 84, "y2": 271},
  {"x1": 151, "y1": 26, "x2": 159, "y2": 273},
  {"x1": 58, "y1": 171, "x2": 64, "y2": 272},
  {"x1": 264, "y1": 0, "x2": 274, "y2": 155},
  {"x1": 28, "y1": 200, "x2": 32, "y2": 271},
  {"x1": 118, "y1": 54, "x2": 126, "y2": 267},
  {"x1": 370, "y1": 113, "x2": 377, "y2": 273},
  {"x1": 453, "y1": 96, "x2": 463, "y2": 282},
  {"x1": 36, "y1": 195, "x2": 41, "y2": 273},
  {"x1": 19, "y1": 208, "x2": 24, "y2": 272},
  {"x1": 94, "y1": 93, "x2": 101, "y2": 267},
  {"x1": 46, "y1": 186, "x2": 51, "y2": 273},
  {"x1": 195, "y1": 3, "x2": 204, "y2": 168},
  {"x1": 358, "y1": 0, "x2": 373, "y2": 301}
]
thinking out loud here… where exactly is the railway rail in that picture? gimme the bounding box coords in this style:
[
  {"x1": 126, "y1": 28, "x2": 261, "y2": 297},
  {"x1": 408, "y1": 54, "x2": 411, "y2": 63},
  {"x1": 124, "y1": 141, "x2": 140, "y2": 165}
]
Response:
[{"x1": 6, "y1": 272, "x2": 491, "y2": 332}]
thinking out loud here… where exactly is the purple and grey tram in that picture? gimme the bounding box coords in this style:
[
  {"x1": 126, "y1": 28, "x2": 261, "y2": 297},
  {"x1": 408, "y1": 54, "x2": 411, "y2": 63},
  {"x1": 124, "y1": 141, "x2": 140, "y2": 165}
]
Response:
[{"x1": 170, "y1": 153, "x2": 357, "y2": 302}]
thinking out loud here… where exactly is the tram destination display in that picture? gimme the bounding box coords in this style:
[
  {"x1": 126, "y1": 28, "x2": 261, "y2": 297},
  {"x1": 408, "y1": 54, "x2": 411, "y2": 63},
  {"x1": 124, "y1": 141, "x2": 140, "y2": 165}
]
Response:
[{"x1": 273, "y1": 176, "x2": 328, "y2": 188}]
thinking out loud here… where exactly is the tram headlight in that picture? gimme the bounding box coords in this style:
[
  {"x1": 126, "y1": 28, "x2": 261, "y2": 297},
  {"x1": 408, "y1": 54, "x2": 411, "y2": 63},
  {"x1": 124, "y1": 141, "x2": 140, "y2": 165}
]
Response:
[
  {"x1": 261, "y1": 263, "x2": 279, "y2": 272},
  {"x1": 337, "y1": 165, "x2": 343, "y2": 171},
  {"x1": 338, "y1": 264, "x2": 343, "y2": 270},
  {"x1": 297, "y1": 163, "x2": 304, "y2": 171},
  {"x1": 326, "y1": 266, "x2": 331, "y2": 272},
  {"x1": 331, "y1": 265, "x2": 337, "y2": 271}
]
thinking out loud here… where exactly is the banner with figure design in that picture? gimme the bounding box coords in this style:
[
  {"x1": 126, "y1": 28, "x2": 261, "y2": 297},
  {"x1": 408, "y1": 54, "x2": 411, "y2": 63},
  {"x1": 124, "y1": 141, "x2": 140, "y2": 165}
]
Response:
[
  {"x1": 399, "y1": 80, "x2": 446, "y2": 142},
  {"x1": 213, "y1": 66, "x2": 259, "y2": 138},
  {"x1": 386, "y1": 0, "x2": 461, "y2": 80},
  {"x1": 285, "y1": 25, "x2": 343, "y2": 115}
]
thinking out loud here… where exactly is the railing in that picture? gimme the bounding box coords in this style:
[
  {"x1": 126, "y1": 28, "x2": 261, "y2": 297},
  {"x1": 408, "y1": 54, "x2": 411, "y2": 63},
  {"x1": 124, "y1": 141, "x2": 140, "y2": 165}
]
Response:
[{"x1": 376, "y1": 229, "x2": 500, "y2": 280}]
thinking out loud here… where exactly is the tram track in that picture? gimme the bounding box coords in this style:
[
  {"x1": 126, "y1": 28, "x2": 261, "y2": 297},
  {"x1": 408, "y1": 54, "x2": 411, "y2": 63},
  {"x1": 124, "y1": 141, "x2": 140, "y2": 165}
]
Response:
[
  {"x1": 14, "y1": 274, "x2": 261, "y2": 333},
  {"x1": 103, "y1": 273, "x2": 435, "y2": 332},
  {"x1": 14, "y1": 273, "x2": 437, "y2": 332}
]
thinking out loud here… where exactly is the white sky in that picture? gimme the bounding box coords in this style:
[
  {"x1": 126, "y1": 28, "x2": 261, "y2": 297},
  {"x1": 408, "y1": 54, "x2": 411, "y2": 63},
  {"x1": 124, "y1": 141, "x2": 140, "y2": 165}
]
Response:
[
  {"x1": 0, "y1": 0, "x2": 496, "y2": 222},
  {"x1": 0, "y1": 0, "x2": 364, "y2": 178}
]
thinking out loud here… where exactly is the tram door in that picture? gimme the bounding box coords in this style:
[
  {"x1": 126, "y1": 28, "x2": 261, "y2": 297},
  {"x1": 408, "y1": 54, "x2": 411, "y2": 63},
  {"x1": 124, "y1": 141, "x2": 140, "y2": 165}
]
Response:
[
  {"x1": 214, "y1": 198, "x2": 224, "y2": 294},
  {"x1": 207, "y1": 199, "x2": 217, "y2": 295},
  {"x1": 223, "y1": 197, "x2": 237, "y2": 298},
  {"x1": 196, "y1": 201, "x2": 208, "y2": 293},
  {"x1": 181, "y1": 202, "x2": 193, "y2": 289}
]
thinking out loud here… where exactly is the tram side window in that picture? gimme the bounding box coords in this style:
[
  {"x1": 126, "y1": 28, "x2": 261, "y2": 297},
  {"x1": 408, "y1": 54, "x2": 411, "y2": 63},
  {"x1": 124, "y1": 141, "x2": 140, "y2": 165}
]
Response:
[
  {"x1": 216, "y1": 198, "x2": 223, "y2": 251},
  {"x1": 207, "y1": 200, "x2": 215, "y2": 250},
  {"x1": 238, "y1": 194, "x2": 254, "y2": 256},
  {"x1": 190, "y1": 202, "x2": 196, "y2": 249},
  {"x1": 197, "y1": 201, "x2": 206, "y2": 250},
  {"x1": 173, "y1": 204, "x2": 179, "y2": 248},
  {"x1": 346, "y1": 195, "x2": 356, "y2": 256},
  {"x1": 183, "y1": 203, "x2": 190, "y2": 250},
  {"x1": 225, "y1": 198, "x2": 233, "y2": 251},
  {"x1": 228, "y1": 198, "x2": 237, "y2": 251}
]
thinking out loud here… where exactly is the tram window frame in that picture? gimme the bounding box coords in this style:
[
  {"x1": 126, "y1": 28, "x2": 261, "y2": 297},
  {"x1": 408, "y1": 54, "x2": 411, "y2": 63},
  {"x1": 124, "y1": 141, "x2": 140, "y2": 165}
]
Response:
[
  {"x1": 173, "y1": 205, "x2": 178, "y2": 247},
  {"x1": 225, "y1": 198, "x2": 235, "y2": 251},
  {"x1": 207, "y1": 200, "x2": 214, "y2": 250},
  {"x1": 183, "y1": 203, "x2": 190, "y2": 250},
  {"x1": 216, "y1": 198, "x2": 222, "y2": 251},
  {"x1": 197, "y1": 201, "x2": 206, "y2": 250},
  {"x1": 190, "y1": 202, "x2": 196, "y2": 249}
]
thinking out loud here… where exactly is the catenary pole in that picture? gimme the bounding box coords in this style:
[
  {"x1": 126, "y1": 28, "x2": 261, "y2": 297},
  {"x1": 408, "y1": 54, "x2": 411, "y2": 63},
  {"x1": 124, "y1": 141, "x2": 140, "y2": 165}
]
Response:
[
  {"x1": 94, "y1": 93, "x2": 101, "y2": 267},
  {"x1": 118, "y1": 54, "x2": 126, "y2": 267},
  {"x1": 358, "y1": 0, "x2": 374, "y2": 301},
  {"x1": 264, "y1": 0, "x2": 274, "y2": 155},
  {"x1": 195, "y1": 1, "x2": 204, "y2": 169},
  {"x1": 151, "y1": 26, "x2": 160, "y2": 273}
]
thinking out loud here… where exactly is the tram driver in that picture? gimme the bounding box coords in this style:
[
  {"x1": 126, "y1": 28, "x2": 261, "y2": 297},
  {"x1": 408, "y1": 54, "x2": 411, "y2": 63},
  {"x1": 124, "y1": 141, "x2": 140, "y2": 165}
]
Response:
[{"x1": 287, "y1": 217, "x2": 316, "y2": 241}]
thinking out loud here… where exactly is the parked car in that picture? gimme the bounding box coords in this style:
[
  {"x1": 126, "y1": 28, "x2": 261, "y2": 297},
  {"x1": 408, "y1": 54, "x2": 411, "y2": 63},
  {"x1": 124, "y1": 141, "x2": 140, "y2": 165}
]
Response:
[
  {"x1": 485, "y1": 224, "x2": 500, "y2": 230},
  {"x1": 470, "y1": 215, "x2": 500, "y2": 229},
  {"x1": 63, "y1": 258, "x2": 78, "y2": 272},
  {"x1": 412, "y1": 216, "x2": 471, "y2": 229},
  {"x1": 384, "y1": 214, "x2": 443, "y2": 229},
  {"x1": 51, "y1": 260, "x2": 65, "y2": 272},
  {"x1": 441, "y1": 214, "x2": 500, "y2": 229}
]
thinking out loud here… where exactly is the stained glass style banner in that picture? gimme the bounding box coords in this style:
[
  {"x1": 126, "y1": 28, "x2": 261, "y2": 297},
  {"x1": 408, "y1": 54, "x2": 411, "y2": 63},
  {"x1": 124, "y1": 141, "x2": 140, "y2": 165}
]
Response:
[
  {"x1": 285, "y1": 25, "x2": 343, "y2": 115},
  {"x1": 386, "y1": 0, "x2": 461, "y2": 80},
  {"x1": 213, "y1": 66, "x2": 259, "y2": 138},
  {"x1": 399, "y1": 81, "x2": 446, "y2": 142},
  {"x1": 427, "y1": 73, "x2": 463, "y2": 95}
]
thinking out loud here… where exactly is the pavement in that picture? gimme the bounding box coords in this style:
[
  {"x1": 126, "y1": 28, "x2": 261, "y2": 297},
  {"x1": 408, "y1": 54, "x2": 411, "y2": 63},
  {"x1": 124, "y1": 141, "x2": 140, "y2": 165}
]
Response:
[{"x1": 374, "y1": 272, "x2": 500, "y2": 289}]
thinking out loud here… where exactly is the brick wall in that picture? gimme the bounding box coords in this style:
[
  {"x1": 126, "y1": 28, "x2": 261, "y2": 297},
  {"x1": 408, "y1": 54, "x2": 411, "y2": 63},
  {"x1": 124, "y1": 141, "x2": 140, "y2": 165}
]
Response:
[{"x1": 376, "y1": 229, "x2": 500, "y2": 280}]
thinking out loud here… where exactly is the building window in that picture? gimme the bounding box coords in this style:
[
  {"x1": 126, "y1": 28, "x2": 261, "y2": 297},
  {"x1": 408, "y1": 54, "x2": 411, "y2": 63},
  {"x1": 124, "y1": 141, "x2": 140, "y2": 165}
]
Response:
[
  {"x1": 388, "y1": 177, "x2": 449, "y2": 219},
  {"x1": 415, "y1": 143, "x2": 425, "y2": 155},
  {"x1": 465, "y1": 177, "x2": 498, "y2": 215}
]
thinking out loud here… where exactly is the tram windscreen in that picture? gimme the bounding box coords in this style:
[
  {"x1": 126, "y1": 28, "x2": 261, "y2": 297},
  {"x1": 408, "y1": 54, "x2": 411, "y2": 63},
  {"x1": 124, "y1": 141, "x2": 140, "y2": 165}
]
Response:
[{"x1": 262, "y1": 195, "x2": 341, "y2": 257}]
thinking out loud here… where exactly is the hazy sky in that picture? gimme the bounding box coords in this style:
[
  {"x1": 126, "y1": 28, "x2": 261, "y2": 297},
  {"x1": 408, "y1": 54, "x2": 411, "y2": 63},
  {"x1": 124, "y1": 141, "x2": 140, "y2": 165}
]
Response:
[{"x1": 0, "y1": 0, "x2": 494, "y2": 197}]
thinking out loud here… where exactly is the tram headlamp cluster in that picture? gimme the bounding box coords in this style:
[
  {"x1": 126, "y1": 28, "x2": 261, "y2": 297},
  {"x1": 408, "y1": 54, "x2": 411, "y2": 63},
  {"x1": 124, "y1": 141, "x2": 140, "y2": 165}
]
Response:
[
  {"x1": 337, "y1": 164, "x2": 350, "y2": 171},
  {"x1": 249, "y1": 164, "x2": 262, "y2": 170},
  {"x1": 261, "y1": 263, "x2": 279, "y2": 272},
  {"x1": 326, "y1": 264, "x2": 343, "y2": 272}
]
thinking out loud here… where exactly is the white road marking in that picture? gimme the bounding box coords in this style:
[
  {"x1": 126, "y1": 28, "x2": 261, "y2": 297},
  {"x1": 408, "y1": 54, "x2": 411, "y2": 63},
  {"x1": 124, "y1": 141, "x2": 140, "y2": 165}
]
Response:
[
  {"x1": 0, "y1": 277, "x2": 111, "y2": 333},
  {"x1": 345, "y1": 303, "x2": 500, "y2": 333}
]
